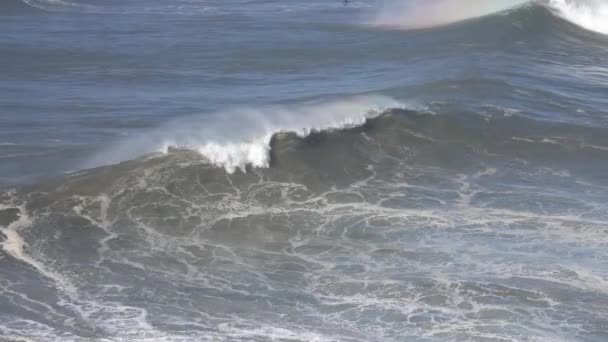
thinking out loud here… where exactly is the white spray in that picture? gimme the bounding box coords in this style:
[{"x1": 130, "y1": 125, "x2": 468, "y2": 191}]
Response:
[{"x1": 546, "y1": 0, "x2": 608, "y2": 35}]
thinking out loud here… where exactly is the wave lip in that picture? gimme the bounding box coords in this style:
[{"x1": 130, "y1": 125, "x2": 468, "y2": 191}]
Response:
[{"x1": 88, "y1": 95, "x2": 404, "y2": 174}]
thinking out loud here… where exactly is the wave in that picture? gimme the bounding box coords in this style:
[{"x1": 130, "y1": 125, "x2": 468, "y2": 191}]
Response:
[
  {"x1": 369, "y1": 0, "x2": 608, "y2": 35},
  {"x1": 86, "y1": 95, "x2": 404, "y2": 173},
  {"x1": 368, "y1": 0, "x2": 530, "y2": 29},
  {"x1": 5, "y1": 108, "x2": 608, "y2": 342}
]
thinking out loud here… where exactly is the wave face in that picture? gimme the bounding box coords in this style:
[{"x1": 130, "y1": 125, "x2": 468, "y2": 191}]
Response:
[{"x1": 2, "y1": 0, "x2": 608, "y2": 341}]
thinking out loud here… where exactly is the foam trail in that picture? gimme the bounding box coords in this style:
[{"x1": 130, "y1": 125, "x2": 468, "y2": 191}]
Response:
[
  {"x1": 370, "y1": 0, "x2": 529, "y2": 29},
  {"x1": 19, "y1": 0, "x2": 101, "y2": 12},
  {"x1": 0, "y1": 203, "x2": 76, "y2": 294},
  {"x1": 547, "y1": 0, "x2": 608, "y2": 35},
  {"x1": 88, "y1": 95, "x2": 404, "y2": 173}
]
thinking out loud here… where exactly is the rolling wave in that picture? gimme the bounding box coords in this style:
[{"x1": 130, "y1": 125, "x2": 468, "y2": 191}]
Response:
[
  {"x1": 86, "y1": 95, "x2": 404, "y2": 173},
  {"x1": 370, "y1": 0, "x2": 608, "y2": 35}
]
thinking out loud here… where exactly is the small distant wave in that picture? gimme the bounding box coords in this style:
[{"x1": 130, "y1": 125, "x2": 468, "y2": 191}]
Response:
[
  {"x1": 19, "y1": 0, "x2": 91, "y2": 12},
  {"x1": 16, "y1": 0, "x2": 212, "y2": 15},
  {"x1": 87, "y1": 95, "x2": 404, "y2": 173}
]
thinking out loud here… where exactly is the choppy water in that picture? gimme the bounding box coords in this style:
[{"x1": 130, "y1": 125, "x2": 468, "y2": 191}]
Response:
[{"x1": 1, "y1": 0, "x2": 608, "y2": 341}]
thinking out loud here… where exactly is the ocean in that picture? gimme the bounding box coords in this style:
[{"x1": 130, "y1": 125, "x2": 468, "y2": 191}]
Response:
[{"x1": 1, "y1": 0, "x2": 608, "y2": 341}]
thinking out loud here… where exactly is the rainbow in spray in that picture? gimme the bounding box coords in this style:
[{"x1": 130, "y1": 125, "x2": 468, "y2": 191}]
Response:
[{"x1": 370, "y1": 0, "x2": 530, "y2": 29}]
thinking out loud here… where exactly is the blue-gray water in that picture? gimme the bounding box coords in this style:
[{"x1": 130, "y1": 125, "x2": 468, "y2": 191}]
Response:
[{"x1": 1, "y1": 0, "x2": 608, "y2": 341}]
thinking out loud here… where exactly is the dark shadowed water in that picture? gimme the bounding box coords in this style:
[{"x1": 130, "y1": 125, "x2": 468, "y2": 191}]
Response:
[{"x1": 1, "y1": 0, "x2": 608, "y2": 341}]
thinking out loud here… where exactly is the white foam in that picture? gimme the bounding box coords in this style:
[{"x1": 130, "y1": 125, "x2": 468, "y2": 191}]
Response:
[
  {"x1": 195, "y1": 139, "x2": 272, "y2": 173},
  {"x1": 89, "y1": 95, "x2": 404, "y2": 173},
  {"x1": 0, "y1": 204, "x2": 31, "y2": 261},
  {"x1": 546, "y1": 0, "x2": 608, "y2": 35},
  {"x1": 0, "y1": 203, "x2": 77, "y2": 294}
]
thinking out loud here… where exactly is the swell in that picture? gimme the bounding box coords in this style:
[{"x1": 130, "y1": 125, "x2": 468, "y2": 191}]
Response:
[{"x1": 270, "y1": 108, "x2": 608, "y2": 166}]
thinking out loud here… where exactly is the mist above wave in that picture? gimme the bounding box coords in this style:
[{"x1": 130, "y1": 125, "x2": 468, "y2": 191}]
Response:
[
  {"x1": 369, "y1": 0, "x2": 608, "y2": 35},
  {"x1": 368, "y1": 0, "x2": 529, "y2": 29}
]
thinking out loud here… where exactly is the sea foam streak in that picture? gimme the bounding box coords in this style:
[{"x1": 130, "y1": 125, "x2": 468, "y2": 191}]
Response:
[
  {"x1": 88, "y1": 95, "x2": 403, "y2": 173},
  {"x1": 20, "y1": 0, "x2": 89, "y2": 11}
]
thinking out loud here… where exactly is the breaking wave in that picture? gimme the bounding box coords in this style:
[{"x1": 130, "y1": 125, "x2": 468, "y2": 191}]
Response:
[
  {"x1": 369, "y1": 0, "x2": 608, "y2": 35},
  {"x1": 87, "y1": 95, "x2": 404, "y2": 173},
  {"x1": 369, "y1": 0, "x2": 529, "y2": 29}
]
